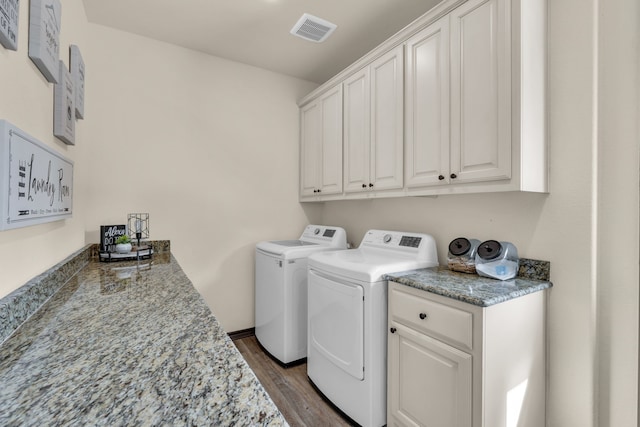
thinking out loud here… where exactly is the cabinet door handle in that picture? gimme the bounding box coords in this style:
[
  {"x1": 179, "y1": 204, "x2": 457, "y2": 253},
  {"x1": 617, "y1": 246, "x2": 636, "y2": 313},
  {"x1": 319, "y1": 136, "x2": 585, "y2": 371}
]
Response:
[
  {"x1": 369, "y1": 183, "x2": 374, "y2": 187},
  {"x1": 419, "y1": 312, "x2": 428, "y2": 320},
  {"x1": 317, "y1": 189, "x2": 321, "y2": 193},
  {"x1": 450, "y1": 173, "x2": 457, "y2": 179},
  {"x1": 390, "y1": 327, "x2": 397, "y2": 334},
  {"x1": 362, "y1": 183, "x2": 367, "y2": 188},
  {"x1": 438, "y1": 175, "x2": 445, "y2": 181}
]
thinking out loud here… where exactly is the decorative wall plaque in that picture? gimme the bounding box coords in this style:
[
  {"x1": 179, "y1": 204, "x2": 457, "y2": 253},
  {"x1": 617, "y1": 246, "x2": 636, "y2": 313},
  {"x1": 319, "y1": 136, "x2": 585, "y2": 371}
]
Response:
[
  {"x1": 0, "y1": 120, "x2": 73, "y2": 231},
  {"x1": 100, "y1": 225, "x2": 127, "y2": 253},
  {"x1": 28, "y1": 0, "x2": 61, "y2": 83},
  {"x1": 0, "y1": 0, "x2": 19, "y2": 50},
  {"x1": 53, "y1": 60, "x2": 75, "y2": 145},
  {"x1": 70, "y1": 45, "x2": 85, "y2": 119}
]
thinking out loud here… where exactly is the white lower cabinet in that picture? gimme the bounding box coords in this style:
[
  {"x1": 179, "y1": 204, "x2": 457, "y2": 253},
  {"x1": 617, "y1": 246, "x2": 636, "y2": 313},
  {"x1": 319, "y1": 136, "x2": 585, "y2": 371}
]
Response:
[
  {"x1": 388, "y1": 281, "x2": 547, "y2": 427},
  {"x1": 388, "y1": 323, "x2": 472, "y2": 427}
]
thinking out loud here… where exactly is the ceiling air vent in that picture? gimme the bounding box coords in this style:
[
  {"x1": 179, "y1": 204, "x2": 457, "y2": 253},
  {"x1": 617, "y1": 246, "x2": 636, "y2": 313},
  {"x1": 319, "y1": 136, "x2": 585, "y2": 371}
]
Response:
[{"x1": 290, "y1": 13, "x2": 337, "y2": 43}]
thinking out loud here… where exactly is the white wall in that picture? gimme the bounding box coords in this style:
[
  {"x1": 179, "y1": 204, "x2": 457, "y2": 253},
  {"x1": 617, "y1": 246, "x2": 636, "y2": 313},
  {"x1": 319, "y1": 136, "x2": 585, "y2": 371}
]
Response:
[
  {"x1": 0, "y1": 6, "x2": 321, "y2": 333},
  {"x1": 596, "y1": 0, "x2": 639, "y2": 425},
  {"x1": 0, "y1": 0, "x2": 90, "y2": 297},
  {"x1": 319, "y1": 0, "x2": 640, "y2": 425},
  {"x1": 81, "y1": 24, "x2": 321, "y2": 331}
]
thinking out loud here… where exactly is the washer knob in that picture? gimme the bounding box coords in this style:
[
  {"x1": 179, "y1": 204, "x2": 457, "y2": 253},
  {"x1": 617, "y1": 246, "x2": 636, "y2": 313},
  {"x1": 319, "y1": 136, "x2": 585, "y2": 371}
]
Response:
[
  {"x1": 314, "y1": 228, "x2": 321, "y2": 235},
  {"x1": 383, "y1": 234, "x2": 392, "y2": 243}
]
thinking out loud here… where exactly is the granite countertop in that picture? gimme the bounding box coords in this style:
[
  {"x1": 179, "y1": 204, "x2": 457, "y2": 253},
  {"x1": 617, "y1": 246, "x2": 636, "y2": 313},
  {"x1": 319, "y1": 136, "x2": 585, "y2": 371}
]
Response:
[
  {"x1": 0, "y1": 252, "x2": 287, "y2": 426},
  {"x1": 386, "y1": 266, "x2": 552, "y2": 307}
]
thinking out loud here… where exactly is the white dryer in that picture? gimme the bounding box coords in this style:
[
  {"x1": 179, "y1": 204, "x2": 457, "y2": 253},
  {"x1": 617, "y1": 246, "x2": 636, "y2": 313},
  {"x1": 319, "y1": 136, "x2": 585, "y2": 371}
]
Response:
[
  {"x1": 307, "y1": 229, "x2": 438, "y2": 427},
  {"x1": 255, "y1": 225, "x2": 347, "y2": 364}
]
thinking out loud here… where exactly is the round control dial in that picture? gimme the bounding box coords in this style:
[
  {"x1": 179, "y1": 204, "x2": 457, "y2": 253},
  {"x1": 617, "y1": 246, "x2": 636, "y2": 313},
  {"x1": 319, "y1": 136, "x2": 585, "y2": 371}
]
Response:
[
  {"x1": 314, "y1": 228, "x2": 321, "y2": 235},
  {"x1": 383, "y1": 234, "x2": 393, "y2": 243}
]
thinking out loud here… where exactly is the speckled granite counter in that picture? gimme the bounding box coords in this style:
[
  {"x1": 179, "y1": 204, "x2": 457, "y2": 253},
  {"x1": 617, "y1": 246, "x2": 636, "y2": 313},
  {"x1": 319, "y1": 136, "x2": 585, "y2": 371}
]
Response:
[
  {"x1": 386, "y1": 267, "x2": 552, "y2": 307},
  {"x1": 0, "y1": 252, "x2": 287, "y2": 426}
]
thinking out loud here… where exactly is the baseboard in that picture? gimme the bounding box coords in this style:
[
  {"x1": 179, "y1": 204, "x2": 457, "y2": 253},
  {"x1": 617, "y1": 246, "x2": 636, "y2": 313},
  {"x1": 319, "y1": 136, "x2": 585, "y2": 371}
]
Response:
[{"x1": 228, "y1": 327, "x2": 255, "y2": 341}]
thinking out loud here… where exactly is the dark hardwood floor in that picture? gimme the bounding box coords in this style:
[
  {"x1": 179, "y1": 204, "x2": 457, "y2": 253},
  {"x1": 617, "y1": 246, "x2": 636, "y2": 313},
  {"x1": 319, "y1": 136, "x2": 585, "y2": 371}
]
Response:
[{"x1": 233, "y1": 336, "x2": 355, "y2": 427}]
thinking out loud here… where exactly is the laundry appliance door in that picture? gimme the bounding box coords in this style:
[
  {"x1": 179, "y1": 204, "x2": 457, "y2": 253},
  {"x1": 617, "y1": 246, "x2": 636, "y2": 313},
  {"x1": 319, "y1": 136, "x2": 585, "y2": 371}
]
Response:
[{"x1": 308, "y1": 270, "x2": 364, "y2": 380}]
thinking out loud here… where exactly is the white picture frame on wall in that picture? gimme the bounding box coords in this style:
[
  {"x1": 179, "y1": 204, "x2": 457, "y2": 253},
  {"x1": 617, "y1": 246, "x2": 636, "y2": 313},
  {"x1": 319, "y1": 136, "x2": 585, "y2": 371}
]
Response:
[
  {"x1": 70, "y1": 45, "x2": 85, "y2": 119},
  {"x1": 0, "y1": 0, "x2": 19, "y2": 50},
  {"x1": 53, "y1": 60, "x2": 75, "y2": 145},
  {"x1": 28, "y1": 0, "x2": 61, "y2": 83},
  {"x1": 0, "y1": 120, "x2": 74, "y2": 231}
]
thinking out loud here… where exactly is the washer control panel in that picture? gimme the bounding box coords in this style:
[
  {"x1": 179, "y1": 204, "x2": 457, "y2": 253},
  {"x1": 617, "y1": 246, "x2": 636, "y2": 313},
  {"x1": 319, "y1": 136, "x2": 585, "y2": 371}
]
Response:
[
  {"x1": 399, "y1": 235, "x2": 422, "y2": 248},
  {"x1": 299, "y1": 225, "x2": 347, "y2": 247},
  {"x1": 359, "y1": 230, "x2": 438, "y2": 262}
]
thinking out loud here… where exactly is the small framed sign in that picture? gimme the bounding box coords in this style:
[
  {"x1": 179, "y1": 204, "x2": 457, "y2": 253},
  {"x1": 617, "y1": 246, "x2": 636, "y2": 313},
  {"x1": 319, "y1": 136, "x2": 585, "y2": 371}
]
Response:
[
  {"x1": 100, "y1": 225, "x2": 127, "y2": 253},
  {"x1": 0, "y1": 0, "x2": 19, "y2": 50},
  {"x1": 28, "y1": 0, "x2": 61, "y2": 83},
  {"x1": 53, "y1": 60, "x2": 75, "y2": 145},
  {"x1": 70, "y1": 45, "x2": 85, "y2": 119},
  {"x1": 0, "y1": 120, "x2": 73, "y2": 231}
]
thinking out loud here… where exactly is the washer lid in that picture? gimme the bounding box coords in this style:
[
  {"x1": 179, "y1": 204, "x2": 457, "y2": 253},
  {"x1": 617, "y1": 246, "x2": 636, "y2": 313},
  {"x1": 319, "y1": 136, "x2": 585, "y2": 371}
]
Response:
[
  {"x1": 270, "y1": 239, "x2": 318, "y2": 247},
  {"x1": 256, "y1": 225, "x2": 347, "y2": 258},
  {"x1": 308, "y1": 248, "x2": 438, "y2": 282},
  {"x1": 256, "y1": 240, "x2": 342, "y2": 259}
]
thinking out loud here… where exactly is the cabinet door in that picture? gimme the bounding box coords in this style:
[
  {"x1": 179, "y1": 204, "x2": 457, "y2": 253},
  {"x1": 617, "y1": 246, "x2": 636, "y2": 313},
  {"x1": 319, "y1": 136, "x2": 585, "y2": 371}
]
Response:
[
  {"x1": 343, "y1": 67, "x2": 371, "y2": 193},
  {"x1": 388, "y1": 322, "x2": 472, "y2": 427},
  {"x1": 370, "y1": 46, "x2": 404, "y2": 191},
  {"x1": 405, "y1": 16, "x2": 451, "y2": 188},
  {"x1": 300, "y1": 100, "x2": 321, "y2": 197},
  {"x1": 319, "y1": 85, "x2": 344, "y2": 195},
  {"x1": 450, "y1": 0, "x2": 511, "y2": 184}
]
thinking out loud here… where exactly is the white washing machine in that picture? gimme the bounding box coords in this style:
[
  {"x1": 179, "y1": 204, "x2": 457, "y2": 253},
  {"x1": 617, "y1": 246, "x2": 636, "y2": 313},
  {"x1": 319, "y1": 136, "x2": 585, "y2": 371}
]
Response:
[
  {"x1": 255, "y1": 225, "x2": 347, "y2": 364},
  {"x1": 307, "y1": 229, "x2": 438, "y2": 427}
]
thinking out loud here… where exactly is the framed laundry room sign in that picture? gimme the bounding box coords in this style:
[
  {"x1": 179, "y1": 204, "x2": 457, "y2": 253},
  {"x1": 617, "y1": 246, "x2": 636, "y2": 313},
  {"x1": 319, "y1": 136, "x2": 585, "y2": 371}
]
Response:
[
  {"x1": 0, "y1": 0, "x2": 19, "y2": 50},
  {"x1": 28, "y1": 0, "x2": 61, "y2": 83},
  {"x1": 0, "y1": 120, "x2": 74, "y2": 231}
]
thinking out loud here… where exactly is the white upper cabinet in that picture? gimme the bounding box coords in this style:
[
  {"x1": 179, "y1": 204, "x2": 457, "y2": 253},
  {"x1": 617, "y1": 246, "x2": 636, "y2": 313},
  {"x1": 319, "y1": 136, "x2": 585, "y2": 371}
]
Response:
[
  {"x1": 300, "y1": 101, "x2": 321, "y2": 197},
  {"x1": 343, "y1": 67, "x2": 370, "y2": 193},
  {"x1": 404, "y1": 16, "x2": 451, "y2": 188},
  {"x1": 299, "y1": 0, "x2": 547, "y2": 201},
  {"x1": 449, "y1": 0, "x2": 511, "y2": 184},
  {"x1": 299, "y1": 85, "x2": 343, "y2": 198},
  {"x1": 344, "y1": 46, "x2": 404, "y2": 194},
  {"x1": 406, "y1": 0, "x2": 512, "y2": 191}
]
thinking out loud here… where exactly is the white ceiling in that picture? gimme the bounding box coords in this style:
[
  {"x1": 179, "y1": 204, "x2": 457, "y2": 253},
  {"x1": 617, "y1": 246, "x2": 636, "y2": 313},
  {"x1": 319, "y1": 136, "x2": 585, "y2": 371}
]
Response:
[{"x1": 82, "y1": 0, "x2": 442, "y2": 84}]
